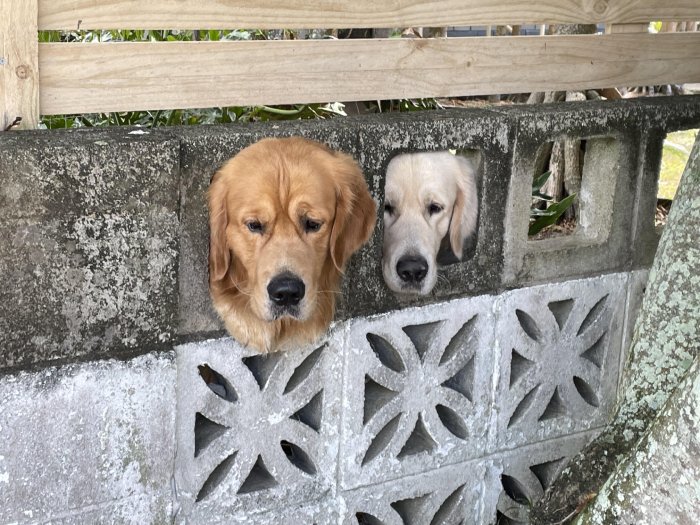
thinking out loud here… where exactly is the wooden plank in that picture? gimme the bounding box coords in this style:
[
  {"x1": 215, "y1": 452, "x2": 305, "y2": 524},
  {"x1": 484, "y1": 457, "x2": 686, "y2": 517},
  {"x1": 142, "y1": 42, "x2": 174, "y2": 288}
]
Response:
[
  {"x1": 39, "y1": 33, "x2": 700, "y2": 115},
  {"x1": 1, "y1": 0, "x2": 40, "y2": 129},
  {"x1": 38, "y1": 0, "x2": 700, "y2": 30}
]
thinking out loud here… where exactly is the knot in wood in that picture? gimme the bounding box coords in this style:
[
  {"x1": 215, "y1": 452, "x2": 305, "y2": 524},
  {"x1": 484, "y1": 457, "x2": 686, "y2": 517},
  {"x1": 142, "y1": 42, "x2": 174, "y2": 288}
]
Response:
[
  {"x1": 15, "y1": 65, "x2": 30, "y2": 79},
  {"x1": 593, "y1": 0, "x2": 609, "y2": 15}
]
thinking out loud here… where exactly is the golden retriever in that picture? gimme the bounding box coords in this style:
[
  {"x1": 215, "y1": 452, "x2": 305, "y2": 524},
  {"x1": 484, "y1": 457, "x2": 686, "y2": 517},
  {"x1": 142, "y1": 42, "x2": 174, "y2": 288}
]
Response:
[
  {"x1": 208, "y1": 137, "x2": 376, "y2": 352},
  {"x1": 382, "y1": 151, "x2": 478, "y2": 295}
]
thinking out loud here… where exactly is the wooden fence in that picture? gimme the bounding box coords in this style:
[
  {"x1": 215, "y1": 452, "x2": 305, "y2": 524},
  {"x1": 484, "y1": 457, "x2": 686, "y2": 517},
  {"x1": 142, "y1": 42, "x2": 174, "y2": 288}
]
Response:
[{"x1": 1, "y1": 0, "x2": 700, "y2": 130}]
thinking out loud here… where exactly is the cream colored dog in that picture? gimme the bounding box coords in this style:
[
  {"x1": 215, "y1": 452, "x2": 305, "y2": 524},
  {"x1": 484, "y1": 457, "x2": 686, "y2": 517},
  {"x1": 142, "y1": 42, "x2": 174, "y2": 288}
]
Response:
[{"x1": 382, "y1": 151, "x2": 479, "y2": 295}]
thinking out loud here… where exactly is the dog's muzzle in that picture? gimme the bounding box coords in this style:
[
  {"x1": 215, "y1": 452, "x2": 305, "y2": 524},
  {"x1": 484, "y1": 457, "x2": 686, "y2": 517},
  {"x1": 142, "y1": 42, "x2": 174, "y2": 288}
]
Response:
[
  {"x1": 396, "y1": 255, "x2": 429, "y2": 287},
  {"x1": 267, "y1": 272, "x2": 305, "y2": 318}
]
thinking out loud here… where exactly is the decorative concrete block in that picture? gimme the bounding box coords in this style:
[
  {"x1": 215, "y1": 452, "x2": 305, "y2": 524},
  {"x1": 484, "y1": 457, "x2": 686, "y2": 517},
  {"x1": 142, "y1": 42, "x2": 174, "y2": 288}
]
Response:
[
  {"x1": 339, "y1": 295, "x2": 496, "y2": 489},
  {"x1": 0, "y1": 352, "x2": 176, "y2": 525},
  {"x1": 487, "y1": 431, "x2": 600, "y2": 524},
  {"x1": 492, "y1": 273, "x2": 627, "y2": 450},
  {"x1": 44, "y1": 492, "x2": 172, "y2": 525},
  {"x1": 341, "y1": 461, "x2": 487, "y2": 525},
  {"x1": 619, "y1": 269, "x2": 649, "y2": 390},
  {"x1": 174, "y1": 337, "x2": 342, "y2": 522}
]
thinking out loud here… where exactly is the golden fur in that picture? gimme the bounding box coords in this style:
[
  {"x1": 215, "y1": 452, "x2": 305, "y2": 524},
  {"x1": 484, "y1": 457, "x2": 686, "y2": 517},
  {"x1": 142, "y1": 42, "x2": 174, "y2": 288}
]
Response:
[{"x1": 208, "y1": 137, "x2": 376, "y2": 352}]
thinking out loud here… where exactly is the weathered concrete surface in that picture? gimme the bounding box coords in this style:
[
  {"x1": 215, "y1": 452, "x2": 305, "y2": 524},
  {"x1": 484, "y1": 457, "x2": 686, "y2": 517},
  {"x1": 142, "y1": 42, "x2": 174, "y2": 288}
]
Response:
[
  {"x1": 0, "y1": 128, "x2": 180, "y2": 370},
  {"x1": 530, "y1": 126, "x2": 700, "y2": 524},
  {"x1": 0, "y1": 352, "x2": 176, "y2": 525},
  {"x1": 576, "y1": 356, "x2": 700, "y2": 524}
]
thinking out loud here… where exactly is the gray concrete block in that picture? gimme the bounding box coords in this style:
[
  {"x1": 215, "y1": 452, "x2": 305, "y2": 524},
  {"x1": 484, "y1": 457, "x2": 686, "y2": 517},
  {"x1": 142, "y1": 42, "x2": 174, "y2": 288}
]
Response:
[
  {"x1": 492, "y1": 273, "x2": 627, "y2": 450},
  {"x1": 338, "y1": 295, "x2": 496, "y2": 489},
  {"x1": 619, "y1": 269, "x2": 649, "y2": 392},
  {"x1": 340, "y1": 460, "x2": 487, "y2": 525},
  {"x1": 486, "y1": 431, "x2": 600, "y2": 525},
  {"x1": 176, "y1": 120, "x2": 366, "y2": 336},
  {"x1": 0, "y1": 128, "x2": 180, "y2": 370},
  {"x1": 0, "y1": 352, "x2": 176, "y2": 524},
  {"x1": 0, "y1": 212, "x2": 178, "y2": 369},
  {"x1": 174, "y1": 336, "x2": 343, "y2": 521}
]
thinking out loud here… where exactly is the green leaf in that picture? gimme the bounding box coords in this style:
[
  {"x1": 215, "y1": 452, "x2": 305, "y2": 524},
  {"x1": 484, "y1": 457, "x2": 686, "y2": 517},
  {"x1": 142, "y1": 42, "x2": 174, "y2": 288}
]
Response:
[
  {"x1": 528, "y1": 194, "x2": 576, "y2": 236},
  {"x1": 532, "y1": 171, "x2": 551, "y2": 192}
]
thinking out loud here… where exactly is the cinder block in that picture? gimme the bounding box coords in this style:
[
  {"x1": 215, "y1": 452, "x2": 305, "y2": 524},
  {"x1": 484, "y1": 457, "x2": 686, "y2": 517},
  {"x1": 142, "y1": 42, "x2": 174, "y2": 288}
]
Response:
[
  {"x1": 0, "y1": 129, "x2": 180, "y2": 370},
  {"x1": 484, "y1": 431, "x2": 600, "y2": 524},
  {"x1": 44, "y1": 492, "x2": 172, "y2": 525},
  {"x1": 0, "y1": 352, "x2": 176, "y2": 524},
  {"x1": 176, "y1": 120, "x2": 365, "y2": 336},
  {"x1": 340, "y1": 460, "x2": 487, "y2": 525},
  {"x1": 174, "y1": 336, "x2": 343, "y2": 521},
  {"x1": 619, "y1": 269, "x2": 649, "y2": 391},
  {"x1": 338, "y1": 295, "x2": 496, "y2": 489},
  {"x1": 492, "y1": 273, "x2": 627, "y2": 450},
  {"x1": 355, "y1": 109, "x2": 513, "y2": 315}
]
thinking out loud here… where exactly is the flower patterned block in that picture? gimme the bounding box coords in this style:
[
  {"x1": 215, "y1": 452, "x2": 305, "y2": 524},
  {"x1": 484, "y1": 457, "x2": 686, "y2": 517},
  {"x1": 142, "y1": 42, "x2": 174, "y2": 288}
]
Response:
[
  {"x1": 487, "y1": 431, "x2": 600, "y2": 524},
  {"x1": 174, "y1": 337, "x2": 342, "y2": 521},
  {"x1": 493, "y1": 273, "x2": 627, "y2": 450},
  {"x1": 339, "y1": 296, "x2": 496, "y2": 489},
  {"x1": 341, "y1": 461, "x2": 487, "y2": 525}
]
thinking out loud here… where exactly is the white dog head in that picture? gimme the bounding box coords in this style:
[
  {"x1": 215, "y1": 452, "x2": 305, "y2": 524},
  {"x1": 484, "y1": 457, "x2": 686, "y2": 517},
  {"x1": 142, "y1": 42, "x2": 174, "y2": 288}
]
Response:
[{"x1": 382, "y1": 151, "x2": 479, "y2": 295}]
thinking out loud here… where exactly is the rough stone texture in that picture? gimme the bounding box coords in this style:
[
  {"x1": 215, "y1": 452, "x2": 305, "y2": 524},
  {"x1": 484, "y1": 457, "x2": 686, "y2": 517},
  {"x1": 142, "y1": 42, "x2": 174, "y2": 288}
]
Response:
[
  {"x1": 531, "y1": 125, "x2": 700, "y2": 524},
  {"x1": 174, "y1": 336, "x2": 343, "y2": 522},
  {"x1": 0, "y1": 352, "x2": 176, "y2": 525},
  {"x1": 577, "y1": 356, "x2": 700, "y2": 524},
  {"x1": 339, "y1": 295, "x2": 495, "y2": 489},
  {"x1": 0, "y1": 128, "x2": 180, "y2": 370}
]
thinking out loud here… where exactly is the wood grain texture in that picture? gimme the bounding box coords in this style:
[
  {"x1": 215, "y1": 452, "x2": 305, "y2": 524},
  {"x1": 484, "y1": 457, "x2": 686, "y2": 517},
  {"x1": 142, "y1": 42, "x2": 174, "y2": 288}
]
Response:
[
  {"x1": 38, "y1": 33, "x2": 700, "y2": 115},
  {"x1": 38, "y1": 0, "x2": 700, "y2": 30},
  {"x1": 1, "y1": 0, "x2": 39, "y2": 129}
]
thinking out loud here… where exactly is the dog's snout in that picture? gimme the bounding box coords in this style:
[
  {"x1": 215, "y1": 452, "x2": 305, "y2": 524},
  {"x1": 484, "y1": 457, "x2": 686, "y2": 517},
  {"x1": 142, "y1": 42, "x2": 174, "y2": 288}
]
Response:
[
  {"x1": 267, "y1": 273, "x2": 306, "y2": 307},
  {"x1": 396, "y1": 255, "x2": 428, "y2": 284}
]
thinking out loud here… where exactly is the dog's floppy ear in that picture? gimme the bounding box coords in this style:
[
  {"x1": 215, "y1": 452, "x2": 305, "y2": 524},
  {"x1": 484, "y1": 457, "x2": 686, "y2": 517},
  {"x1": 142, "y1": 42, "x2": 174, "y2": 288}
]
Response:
[
  {"x1": 329, "y1": 152, "x2": 377, "y2": 271},
  {"x1": 208, "y1": 170, "x2": 231, "y2": 283},
  {"x1": 449, "y1": 155, "x2": 479, "y2": 260}
]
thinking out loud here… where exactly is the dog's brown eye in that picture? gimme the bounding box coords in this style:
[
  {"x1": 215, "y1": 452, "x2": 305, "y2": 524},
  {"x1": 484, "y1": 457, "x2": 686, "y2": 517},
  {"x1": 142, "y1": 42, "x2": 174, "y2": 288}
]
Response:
[
  {"x1": 384, "y1": 203, "x2": 395, "y2": 215},
  {"x1": 304, "y1": 218, "x2": 322, "y2": 233},
  {"x1": 246, "y1": 220, "x2": 264, "y2": 234},
  {"x1": 428, "y1": 203, "x2": 443, "y2": 216}
]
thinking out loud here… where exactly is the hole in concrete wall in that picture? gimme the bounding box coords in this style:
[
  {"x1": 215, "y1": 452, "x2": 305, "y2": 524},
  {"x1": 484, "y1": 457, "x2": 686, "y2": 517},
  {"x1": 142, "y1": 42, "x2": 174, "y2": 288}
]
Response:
[
  {"x1": 194, "y1": 413, "x2": 229, "y2": 457},
  {"x1": 515, "y1": 309, "x2": 541, "y2": 341},
  {"x1": 508, "y1": 384, "x2": 540, "y2": 428},
  {"x1": 198, "y1": 364, "x2": 237, "y2": 402},
  {"x1": 430, "y1": 484, "x2": 466, "y2": 525},
  {"x1": 402, "y1": 321, "x2": 443, "y2": 363},
  {"x1": 362, "y1": 413, "x2": 402, "y2": 465},
  {"x1": 364, "y1": 376, "x2": 399, "y2": 425},
  {"x1": 529, "y1": 457, "x2": 568, "y2": 491},
  {"x1": 657, "y1": 128, "x2": 698, "y2": 228},
  {"x1": 529, "y1": 136, "x2": 620, "y2": 242},
  {"x1": 538, "y1": 387, "x2": 568, "y2": 421},
  {"x1": 573, "y1": 376, "x2": 599, "y2": 407},
  {"x1": 509, "y1": 350, "x2": 535, "y2": 388},
  {"x1": 242, "y1": 353, "x2": 283, "y2": 390},
  {"x1": 356, "y1": 512, "x2": 384, "y2": 525},
  {"x1": 237, "y1": 455, "x2": 278, "y2": 494},
  {"x1": 196, "y1": 452, "x2": 237, "y2": 502},
  {"x1": 439, "y1": 315, "x2": 477, "y2": 365},
  {"x1": 581, "y1": 332, "x2": 606, "y2": 368},
  {"x1": 283, "y1": 345, "x2": 325, "y2": 394},
  {"x1": 290, "y1": 390, "x2": 323, "y2": 432},
  {"x1": 576, "y1": 295, "x2": 608, "y2": 336},
  {"x1": 280, "y1": 440, "x2": 317, "y2": 475},
  {"x1": 435, "y1": 404, "x2": 468, "y2": 439},
  {"x1": 397, "y1": 414, "x2": 438, "y2": 458},
  {"x1": 366, "y1": 333, "x2": 406, "y2": 372},
  {"x1": 547, "y1": 299, "x2": 574, "y2": 331},
  {"x1": 442, "y1": 356, "x2": 475, "y2": 402},
  {"x1": 391, "y1": 493, "x2": 431, "y2": 525},
  {"x1": 501, "y1": 474, "x2": 531, "y2": 505}
]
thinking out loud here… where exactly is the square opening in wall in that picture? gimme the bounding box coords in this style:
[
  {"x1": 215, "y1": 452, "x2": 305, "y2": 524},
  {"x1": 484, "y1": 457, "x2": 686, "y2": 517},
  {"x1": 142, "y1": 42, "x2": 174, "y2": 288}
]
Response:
[
  {"x1": 528, "y1": 136, "x2": 619, "y2": 244},
  {"x1": 656, "y1": 128, "x2": 698, "y2": 229},
  {"x1": 381, "y1": 149, "x2": 481, "y2": 295}
]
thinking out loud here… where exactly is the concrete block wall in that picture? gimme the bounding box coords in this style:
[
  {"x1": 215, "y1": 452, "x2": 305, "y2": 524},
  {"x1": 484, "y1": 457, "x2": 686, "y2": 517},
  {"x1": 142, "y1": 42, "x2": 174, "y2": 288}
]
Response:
[{"x1": 1, "y1": 96, "x2": 699, "y2": 523}]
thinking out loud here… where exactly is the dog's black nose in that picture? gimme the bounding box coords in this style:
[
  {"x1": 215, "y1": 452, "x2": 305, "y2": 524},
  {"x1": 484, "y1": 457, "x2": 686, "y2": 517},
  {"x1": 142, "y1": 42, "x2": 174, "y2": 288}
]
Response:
[
  {"x1": 268, "y1": 273, "x2": 305, "y2": 307},
  {"x1": 396, "y1": 255, "x2": 428, "y2": 283}
]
